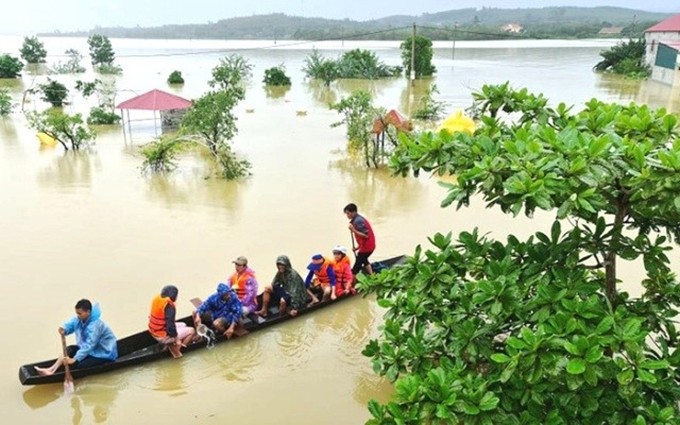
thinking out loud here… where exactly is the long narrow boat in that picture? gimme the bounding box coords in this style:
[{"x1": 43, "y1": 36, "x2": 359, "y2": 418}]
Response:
[{"x1": 19, "y1": 255, "x2": 405, "y2": 385}]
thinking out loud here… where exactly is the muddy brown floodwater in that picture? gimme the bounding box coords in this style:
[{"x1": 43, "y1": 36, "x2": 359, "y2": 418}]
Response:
[{"x1": 1, "y1": 37, "x2": 678, "y2": 424}]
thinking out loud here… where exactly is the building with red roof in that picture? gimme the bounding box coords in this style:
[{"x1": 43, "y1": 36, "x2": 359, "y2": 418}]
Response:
[{"x1": 644, "y1": 14, "x2": 680, "y2": 86}]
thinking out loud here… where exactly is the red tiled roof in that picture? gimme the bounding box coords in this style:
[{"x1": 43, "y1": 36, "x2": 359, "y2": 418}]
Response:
[
  {"x1": 116, "y1": 89, "x2": 192, "y2": 111},
  {"x1": 646, "y1": 14, "x2": 680, "y2": 32}
]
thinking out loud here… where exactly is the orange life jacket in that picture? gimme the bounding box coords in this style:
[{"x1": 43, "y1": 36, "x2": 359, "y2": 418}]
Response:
[
  {"x1": 148, "y1": 295, "x2": 173, "y2": 337},
  {"x1": 230, "y1": 270, "x2": 254, "y2": 300},
  {"x1": 314, "y1": 258, "x2": 334, "y2": 287},
  {"x1": 332, "y1": 256, "x2": 354, "y2": 295}
]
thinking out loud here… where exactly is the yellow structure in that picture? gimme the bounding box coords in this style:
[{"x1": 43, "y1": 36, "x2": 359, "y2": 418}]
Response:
[
  {"x1": 36, "y1": 132, "x2": 57, "y2": 147},
  {"x1": 438, "y1": 110, "x2": 476, "y2": 135}
]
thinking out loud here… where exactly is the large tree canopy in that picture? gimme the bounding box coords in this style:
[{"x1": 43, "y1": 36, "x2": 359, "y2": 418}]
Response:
[{"x1": 362, "y1": 83, "x2": 680, "y2": 425}]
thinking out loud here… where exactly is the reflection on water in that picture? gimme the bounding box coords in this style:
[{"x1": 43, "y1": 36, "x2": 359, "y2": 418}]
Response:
[
  {"x1": 399, "y1": 78, "x2": 432, "y2": 116},
  {"x1": 153, "y1": 359, "x2": 187, "y2": 393},
  {"x1": 305, "y1": 80, "x2": 338, "y2": 107},
  {"x1": 201, "y1": 336, "x2": 263, "y2": 382},
  {"x1": 22, "y1": 377, "x2": 122, "y2": 425},
  {"x1": 264, "y1": 85, "x2": 291, "y2": 99},
  {"x1": 0, "y1": 118, "x2": 18, "y2": 146},
  {"x1": 37, "y1": 150, "x2": 101, "y2": 189},
  {"x1": 329, "y1": 152, "x2": 426, "y2": 219}
]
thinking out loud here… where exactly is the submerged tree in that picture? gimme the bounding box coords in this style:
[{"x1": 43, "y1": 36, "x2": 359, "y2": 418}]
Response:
[
  {"x1": 263, "y1": 65, "x2": 291, "y2": 86},
  {"x1": 179, "y1": 56, "x2": 251, "y2": 179},
  {"x1": 39, "y1": 78, "x2": 69, "y2": 107},
  {"x1": 19, "y1": 36, "x2": 47, "y2": 64},
  {"x1": 594, "y1": 38, "x2": 650, "y2": 79},
  {"x1": 412, "y1": 83, "x2": 446, "y2": 120},
  {"x1": 25, "y1": 110, "x2": 96, "y2": 151},
  {"x1": 167, "y1": 70, "x2": 185, "y2": 85},
  {"x1": 0, "y1": 54, "x2": 24, "y2": 78},
  {"x1": 362, "y1": 84, "x2": 680, "y2": 424},
  {"x1": 140, "y1": 136, "x2": 185, "y2": 173},
  {"x1": 401, "y1": 35, "x2": 436, "y2": 79},
  {"x1": 87, "y1": 34, "x2": 121, "y2": 74},
  {"x1": 331, "y1": 90, "x2": 389, "y2": 168},
  {"x1": 75, "y1": 79, "x2": 120, "y2": 125},
  {"x1": 51, "y1": 49, "x2": 86, "y2": 74},
  {"x1": 0, "y1": 89, "x2": 13, "y2": 116}
]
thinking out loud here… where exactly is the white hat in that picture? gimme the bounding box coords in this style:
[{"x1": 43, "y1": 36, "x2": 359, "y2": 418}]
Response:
[{"x1": 332, "y1": 245, "x2": 348, "y2": 255}]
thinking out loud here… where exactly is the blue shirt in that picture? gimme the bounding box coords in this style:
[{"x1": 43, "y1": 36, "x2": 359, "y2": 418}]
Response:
[{"x1": 198, "y1": 283, "x2": 243, "y2": 325}]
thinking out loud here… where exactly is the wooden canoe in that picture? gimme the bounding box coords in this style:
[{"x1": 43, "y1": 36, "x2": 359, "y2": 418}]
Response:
[{"x1": 19, "y1": 255, "x2": 404, "y2": 385}]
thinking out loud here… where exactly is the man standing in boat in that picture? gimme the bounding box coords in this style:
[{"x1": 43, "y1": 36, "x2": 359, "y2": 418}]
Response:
[
  {"x1": 35, "y1": 299, "x2": 117, "y2": 376},
  {"x1": 344, "y1": 203, "x2": 376, "y2": 276}
]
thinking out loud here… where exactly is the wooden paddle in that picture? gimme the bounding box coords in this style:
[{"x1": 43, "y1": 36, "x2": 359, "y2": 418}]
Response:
[{"x1": 60, "y1": 333, "x2": 74, "y2": 394}]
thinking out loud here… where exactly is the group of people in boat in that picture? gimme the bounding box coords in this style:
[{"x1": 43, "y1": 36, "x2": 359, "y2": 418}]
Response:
[{"x1": 35, "y1": 203, "x2": 376, "y2": 374}]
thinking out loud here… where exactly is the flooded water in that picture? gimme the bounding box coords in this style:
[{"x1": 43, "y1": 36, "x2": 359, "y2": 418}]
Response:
[{"x1": 1, "y1": 37, "x2": 679, "y2": 424}]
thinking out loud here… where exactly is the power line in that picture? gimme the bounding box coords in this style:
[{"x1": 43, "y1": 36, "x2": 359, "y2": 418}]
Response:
[{"x1": 418, "y1": 24, "x2": 530, "y2": 40}]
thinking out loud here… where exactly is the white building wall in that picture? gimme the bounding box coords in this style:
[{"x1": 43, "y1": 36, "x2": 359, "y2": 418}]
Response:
[{"x1": 645, "y1": 31, "x2": 680, "y2": 67}]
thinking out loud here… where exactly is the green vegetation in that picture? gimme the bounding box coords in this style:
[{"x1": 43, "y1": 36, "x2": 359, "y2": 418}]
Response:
[
  {"x1": 362, "y1": 83, "x2": 680, "y2": 424},
  {"x1": 45, "y1": 8, "x2": 670, "y2": 41},
  {"x1": 594, "y1": 38, "x2": 650, "y2": 79},
  {"x1": 401, "y1": 35, "x2": 436, "y2": 79},
  {"x1": 303, "y1": 49, "x2": 400, "y2": 85},
  {"x1": 75, "y1": 79, "x2": 121, "y2": 125},
  {"x1": 25, "y1": 110, "x2": 95, "y2": 151},
  {"x1": 167, "y1": 70, "x2": 185, "y2": 85},
  {"x1": 0, "y1": 54, "x2": 24, "y2": 79},
  {"x1": 39, "y1": 79, "x2": 69, "y2": 107},
  {"x1": 263, "y1": 65, "x2": 291, "y2": 86},
  {"x1": 0, "y1": 89, "x2": 13, "y2": 116},
  {"x1": 140, "y1": 136, "x2": 184, "y2": 173},
  {"x1": 331, "y1": 90, "x2": 388, "y2": 168},
  {"x1": 412, "y1": 84, "x2": 445, "y2": 121},
  {"x1": 87, "y1": 34, "x2": 121, "y2": 74},
  {"x1": 302, "y1": 50, "x2": 339, "y2": 87},
  {"x1": 19, "y1": 36, "x2": 47, "y2": 64},
  {"x1": 51, "y1": 49, "x2": 86, "y2": 74},
  {"x1": 180, "y1": 55, "x2": 251, "y2": 179}
]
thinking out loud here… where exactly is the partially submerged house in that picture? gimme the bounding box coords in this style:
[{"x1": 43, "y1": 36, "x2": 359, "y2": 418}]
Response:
[{"x1": 644, "y1": 14, "x2": 680, "y2": 86}]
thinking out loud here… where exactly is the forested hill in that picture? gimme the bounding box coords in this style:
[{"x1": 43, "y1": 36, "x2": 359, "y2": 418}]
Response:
[{"x1": 41, "y1": 7, "x2": 672, "y2": 41}]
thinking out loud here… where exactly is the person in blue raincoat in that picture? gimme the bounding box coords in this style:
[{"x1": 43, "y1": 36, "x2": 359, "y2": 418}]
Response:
[{"x1": 35, "y1": 299, "x2": 118, "y2": 376}]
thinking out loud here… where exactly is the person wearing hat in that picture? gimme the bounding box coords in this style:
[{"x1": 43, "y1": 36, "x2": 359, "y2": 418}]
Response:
[
  {"x1": 194, "y1": 283, "x2": 245, "y2": 339},
  {"x1": 256, "y1": 255, "x2": 309, "y2": 317},
  {"x1": 228, "y1": 256, "x2": 259, "y2": 315},
  {"x1": 331, "y1": 245, "x2": 355, "y2": 297},
  {"x1": 305, "y1": 254, "x2": 337, "y2": 303}
]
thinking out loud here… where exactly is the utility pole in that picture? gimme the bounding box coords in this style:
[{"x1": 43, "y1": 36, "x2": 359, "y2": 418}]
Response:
[
  {"x1": 410, "y1": 23, "x2": 416, "y2": 87},
  {"x1": 452, "y1": 22, "x2": 458, "y2": 60}
]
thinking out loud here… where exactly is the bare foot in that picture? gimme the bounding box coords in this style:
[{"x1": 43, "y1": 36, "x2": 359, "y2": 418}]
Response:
[
  {"x1": 168, "y1": 345, "x2": 183, "y2": 359},
  {"x1": 289, "y1": 309, "x2": 298, "y2": 317},
  {"x1": 256, "y1": 309, "x2": 268, "y2": 318},
  {"x1": 35, "y1": 366, "x2": 54, "y2": 376}
]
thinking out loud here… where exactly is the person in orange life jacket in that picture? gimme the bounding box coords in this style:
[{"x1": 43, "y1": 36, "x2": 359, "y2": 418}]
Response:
[
  {"x1": 344, "y1": 203, "x2": 376, "y2": 275},
  {"x1": 331, "y1": 245, "x2": 355, "y2": 297},
  {"x1": 228, "y1": 256, "x2": 259, "y2": 315},
  {"x1": 305, "y1": 254, "x2": 337, "y2": 303},
  {"x1": 148, "y1": 285, "x2": 197, "y2": 359}
]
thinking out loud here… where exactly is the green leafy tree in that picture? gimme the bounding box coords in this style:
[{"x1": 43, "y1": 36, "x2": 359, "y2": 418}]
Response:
[
  {"x1": 140, "y1": 136, "x2": 184, "y2": 173},
  {"x1": 362, "y1": 83, "x2": 680, "y2": 424},
  {"x1": 302, "y1": 49, "x2": 338, "y2": 87},
  {"x1": 19, "y1": 36, "x2": 47, "y2": 64},
  {"x1": 76, "y1": 79, "x2": 120, "y2": 125},
  {"x1": 167, "y1": 70, "x2": 185, "y2": 85},
  {"x1": 180, "y1": 57, "x2": 250, "y2": 179},
  {"x1": 25, "y1": 110, "x2": 96, "y2": 151},
  {"x1": 51, "y1": 49, "x2": 86, "y2": 74},
  {"x1": 331, "y1": 90, "x2": 388, "y2": 168},
  {"x1": 401, "y1": 35, "x2": 436, "y2": 78},
  {"x1": 336, "y1": 49, "x2": 402, "y2": 79},
  {"x1": 210, "y1": 54, "x2": 252, "y2": 90},
  {"x1": 0, "y1": 89, "x2": 13, "y2": 116},
  {"x1": 87, "y1": 34, "x2": 116, "y2": 68},
  {"x1": 263, "y1": 65, "x2": 291, "y2": 86},
  {"x1": 594, "y1": 38, "x2": 650, "y2": 79},
  {"x1": 39, "y1": 78, "x2": 69, "y2": 107},
  {"x1": 0, "y1": 54, "x2": 24, "y2": 78}
]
